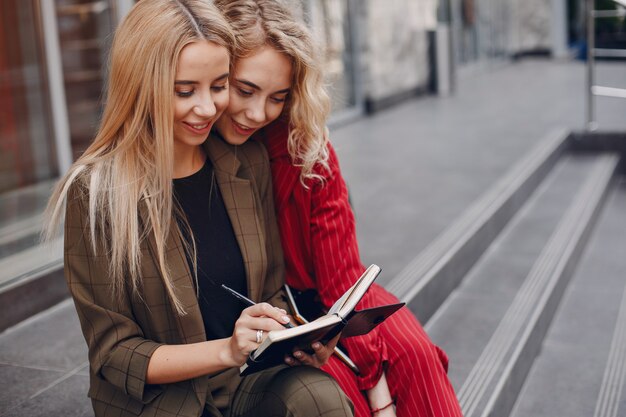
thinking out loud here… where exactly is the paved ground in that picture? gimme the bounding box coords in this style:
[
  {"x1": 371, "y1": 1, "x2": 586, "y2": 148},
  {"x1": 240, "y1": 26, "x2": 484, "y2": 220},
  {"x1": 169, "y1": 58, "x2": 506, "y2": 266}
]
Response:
[
  {"x1": 334, "y1": 58, "x2": 626, "y2": 282},
  {"x1": 1, "y1": 57, "x2": 625, "y2": 416}
]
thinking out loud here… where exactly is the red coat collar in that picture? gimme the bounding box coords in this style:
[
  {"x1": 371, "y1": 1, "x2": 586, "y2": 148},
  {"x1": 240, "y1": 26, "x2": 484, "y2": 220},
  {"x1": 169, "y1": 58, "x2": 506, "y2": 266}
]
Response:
[{"x1": 260, "y1": 119, "x2": 291, "y2": 161}]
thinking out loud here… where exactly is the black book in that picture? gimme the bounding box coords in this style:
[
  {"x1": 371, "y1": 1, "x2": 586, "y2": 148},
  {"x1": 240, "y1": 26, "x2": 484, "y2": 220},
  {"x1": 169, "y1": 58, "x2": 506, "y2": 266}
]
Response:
[{"x1": 240, "y1": 264, "x2": 404, "y2": 376}]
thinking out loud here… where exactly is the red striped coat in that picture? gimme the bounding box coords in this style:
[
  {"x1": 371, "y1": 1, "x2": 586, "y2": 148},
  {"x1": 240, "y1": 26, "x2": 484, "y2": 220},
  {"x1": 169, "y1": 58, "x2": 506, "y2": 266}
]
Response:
[{"x1": 260, "y1": 120, "x2": 462, "y2": 417}]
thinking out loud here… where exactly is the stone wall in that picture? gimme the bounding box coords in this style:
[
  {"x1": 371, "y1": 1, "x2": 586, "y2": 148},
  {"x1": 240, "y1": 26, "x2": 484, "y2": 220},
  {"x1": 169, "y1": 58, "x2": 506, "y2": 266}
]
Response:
[
  {"x1": 453, "y1": 0, "x2": 553, "y2": 62},
  {"x1": 363, "y1": 0, "x2": 438, "y2": 103},
  {"x1": 290, "y1": 0, "x2": 554, "y2": 111},
  {"x1": 301, "y1": 0, "x2": 437, "y2": 107},
  {"x1": 507, "y1": 0, "x2": 553, "y2": 54}
]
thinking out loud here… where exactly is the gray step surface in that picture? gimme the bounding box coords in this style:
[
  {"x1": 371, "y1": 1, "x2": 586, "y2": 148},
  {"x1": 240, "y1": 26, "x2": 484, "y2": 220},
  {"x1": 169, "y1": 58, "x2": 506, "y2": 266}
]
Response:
[
  {"x1": 425, "y1": 153, "x2": 618, "y2": 416},
  {"x1": 386, "y1": 128, "x2": 570, "y2": 323},
  {"x1": 427, "y1": 154, "x2": 604, "y2": 382},
  {"x1": 0, "y1": 238, "x2": 66, "y2": 332},
  {"x1": 510, "y1": 177, "x2": 626, "y2": 417},
  {"x1": 0, "y1": 299, "x2": 90, "y2": 416},
  {"x1": 338, "y1": 60, "x2": 626, "y2": 286},
  {"x1": 0, "y1": 179, "x2": 67, "y2": 332}
]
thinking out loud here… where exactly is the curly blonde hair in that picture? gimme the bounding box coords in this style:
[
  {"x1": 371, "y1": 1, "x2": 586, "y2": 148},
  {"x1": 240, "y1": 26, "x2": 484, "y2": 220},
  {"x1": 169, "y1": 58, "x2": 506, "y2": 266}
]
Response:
[{"x1": 214, "y1": 0, "x2": 331, "y2": 181}]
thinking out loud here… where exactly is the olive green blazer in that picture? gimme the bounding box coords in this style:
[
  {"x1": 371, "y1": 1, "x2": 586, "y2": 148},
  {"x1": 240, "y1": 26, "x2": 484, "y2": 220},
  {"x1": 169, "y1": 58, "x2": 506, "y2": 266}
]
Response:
[{"x1": 64, "y1": 134, "x2": 287, "y2": 417}]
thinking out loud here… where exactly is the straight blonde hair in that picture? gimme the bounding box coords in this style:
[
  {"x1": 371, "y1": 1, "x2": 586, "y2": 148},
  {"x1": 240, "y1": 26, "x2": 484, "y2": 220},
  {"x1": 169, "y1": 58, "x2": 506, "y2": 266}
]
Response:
[
  {"x1": 43, "y1": 0, "x2": 235, "y2": 314},
  {"x1": 214, "y1": 0, "x2": 331, "y2": 182}
]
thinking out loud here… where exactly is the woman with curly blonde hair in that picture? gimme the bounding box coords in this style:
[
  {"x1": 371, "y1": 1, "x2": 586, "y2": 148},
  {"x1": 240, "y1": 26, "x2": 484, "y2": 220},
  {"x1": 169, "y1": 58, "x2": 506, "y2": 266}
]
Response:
[
  {"x1": 213, "y1": 0, "x2": 330, "y2": 183},
  {"x1": 213, "y1": 1, "x2": 463, "y2": 416},
  {"x1": 44, "y1": 1, "x2": 353, "y2": 416}
]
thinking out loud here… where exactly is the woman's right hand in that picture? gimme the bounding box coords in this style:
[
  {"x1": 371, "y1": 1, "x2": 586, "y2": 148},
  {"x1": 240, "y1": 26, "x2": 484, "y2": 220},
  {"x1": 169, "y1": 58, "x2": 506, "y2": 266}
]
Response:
[
  {"x1": 147, "y1": 304, "x2": 290, "y2": 384},
  {"x1": 227, "y1": 302, "x2": 291, "y2": 366}
]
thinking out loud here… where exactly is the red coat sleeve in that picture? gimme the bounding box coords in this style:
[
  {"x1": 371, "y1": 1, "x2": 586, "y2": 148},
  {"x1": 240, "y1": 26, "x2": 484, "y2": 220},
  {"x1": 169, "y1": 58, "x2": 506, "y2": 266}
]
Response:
[{"x1": 308, "y1": 142, "x2": 388, "y2": 390}]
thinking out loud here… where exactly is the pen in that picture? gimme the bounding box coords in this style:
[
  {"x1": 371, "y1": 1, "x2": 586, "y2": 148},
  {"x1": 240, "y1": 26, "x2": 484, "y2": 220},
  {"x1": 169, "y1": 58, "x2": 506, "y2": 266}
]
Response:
[{"x1": 221, "y1": 284, "x2": 295, "y2": 328}]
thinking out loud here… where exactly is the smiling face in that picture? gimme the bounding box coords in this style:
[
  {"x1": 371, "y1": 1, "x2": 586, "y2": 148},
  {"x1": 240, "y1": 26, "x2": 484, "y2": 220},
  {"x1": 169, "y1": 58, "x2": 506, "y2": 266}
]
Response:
[
  {"x1": 215, "y1": 45, "x2": 293, "y2": 145},
  {"x1": 173, "y1": 40, "x2": 230, "y2": 151}
]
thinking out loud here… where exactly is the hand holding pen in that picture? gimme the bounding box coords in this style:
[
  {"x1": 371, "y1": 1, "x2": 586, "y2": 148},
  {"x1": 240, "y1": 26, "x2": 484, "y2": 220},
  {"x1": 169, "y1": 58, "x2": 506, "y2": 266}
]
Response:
[
  {"x1": 222, "y1": 284, "x2": 349, "y2": 371},
  {"x1": 221, "y1": 284, "x2": 295, "y2": 329},
  {"x1": 224, "y1": 300, "x2": 291, "y2": 366}
]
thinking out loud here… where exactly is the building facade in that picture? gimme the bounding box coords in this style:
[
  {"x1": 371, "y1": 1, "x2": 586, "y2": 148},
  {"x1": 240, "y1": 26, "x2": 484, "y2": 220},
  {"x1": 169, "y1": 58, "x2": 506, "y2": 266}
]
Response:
[
  {"x1": 0, "y1": 0, "x2": 573, "y2": 266},
  {"x1": 1, "y1": 0, "x2": 572, "y2": 196}
]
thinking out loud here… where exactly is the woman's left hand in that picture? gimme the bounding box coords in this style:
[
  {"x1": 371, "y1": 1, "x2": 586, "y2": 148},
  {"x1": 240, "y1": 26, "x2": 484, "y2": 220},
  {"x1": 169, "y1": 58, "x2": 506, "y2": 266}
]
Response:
[{"x1": 284, "y1": 333, "x2": 340, "y2": 368}]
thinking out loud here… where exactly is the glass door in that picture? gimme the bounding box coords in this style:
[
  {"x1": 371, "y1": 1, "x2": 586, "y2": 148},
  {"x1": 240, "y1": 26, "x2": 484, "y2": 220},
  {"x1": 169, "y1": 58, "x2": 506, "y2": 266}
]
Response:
[
  {"x1": 0, "y1": 0, "x2": 57, "y2": 193},
  {"x1": 451, "y1": 0, "x2": 510, "y2": 68},
  {"x1": 306, "y1": 0, "x2": 363, "y2": 119},
  {"x1": 55, "y1": 0, "x2": 117, "y2": 159}
]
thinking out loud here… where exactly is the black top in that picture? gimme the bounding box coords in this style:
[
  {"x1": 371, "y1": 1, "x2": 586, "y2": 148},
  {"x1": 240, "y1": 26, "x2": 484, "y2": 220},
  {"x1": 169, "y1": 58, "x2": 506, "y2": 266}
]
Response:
[{"x1": 173, "y1": 159, "x2": 248, "y2": 340}]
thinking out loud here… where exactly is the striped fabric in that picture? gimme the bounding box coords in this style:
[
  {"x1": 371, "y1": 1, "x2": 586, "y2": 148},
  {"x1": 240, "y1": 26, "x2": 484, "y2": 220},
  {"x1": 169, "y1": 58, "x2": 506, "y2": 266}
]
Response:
[{"x1": 260, "y1": 120, "x2": 463, "y2": 417}]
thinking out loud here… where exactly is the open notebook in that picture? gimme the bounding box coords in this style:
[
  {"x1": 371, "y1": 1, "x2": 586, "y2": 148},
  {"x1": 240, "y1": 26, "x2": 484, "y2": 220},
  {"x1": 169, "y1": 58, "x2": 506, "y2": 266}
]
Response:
[{"x1": 240, "y1": 264, "x2": 404, "y2": 376}]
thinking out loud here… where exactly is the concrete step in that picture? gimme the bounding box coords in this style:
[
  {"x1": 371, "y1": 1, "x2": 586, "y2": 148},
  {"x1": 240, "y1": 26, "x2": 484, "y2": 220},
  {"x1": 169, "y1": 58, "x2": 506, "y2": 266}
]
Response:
[
  {"x1": 0, "y1": 127, "x2": 569, "y2": 333},
  {"x1": 0, "y1": 239, "x2": 66, "y2": 332},
  {"x1": 0, "y1": 213, "x2": 43, "y2": 258},
  {"x1": 0, "y1": 180, "x2": 66, "y2": 332},
  {"x1": 0, "y1": 299, "x2": 90, "y2": 416},
  {"x1": 386, "y1": 128, "x2": 570, "y2": 323},
  {"x1": 426, "y1": 152, "x2": 619, "y2": 417},
  {"x1": 510, "y1": 176, "x2": 626, "y2": 417}
]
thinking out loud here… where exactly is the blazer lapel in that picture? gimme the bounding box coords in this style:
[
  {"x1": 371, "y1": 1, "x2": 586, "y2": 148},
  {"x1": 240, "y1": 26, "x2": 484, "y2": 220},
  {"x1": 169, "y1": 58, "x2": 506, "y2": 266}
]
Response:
[
  {"x1": 271, "y1": 161, "x2": 300, "y2": 214},
  {"x1": 142, "y1": 134, "x2": 268, "y2": 327},
  {"x1": 258, "y1": 120, "x2": 299, "y2": 214},
  {"x1": 204, "y1": 134, "x2": 268, "y2": 303}
]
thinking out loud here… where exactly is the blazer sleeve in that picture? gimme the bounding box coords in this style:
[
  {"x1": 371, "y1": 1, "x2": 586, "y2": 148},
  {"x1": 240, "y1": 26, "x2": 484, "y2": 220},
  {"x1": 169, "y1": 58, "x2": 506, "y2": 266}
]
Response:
[
  {"x1": 63, "y1": 183, "x2": 164, "y2": 403},
  {"x1": 309, "y1": 142, "x2": 388, "y2": 390}
]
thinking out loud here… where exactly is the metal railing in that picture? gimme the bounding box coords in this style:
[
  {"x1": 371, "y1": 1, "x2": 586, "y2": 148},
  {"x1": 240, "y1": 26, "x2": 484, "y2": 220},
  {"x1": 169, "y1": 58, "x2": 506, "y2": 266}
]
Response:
[{"x1": 586, "y1": 0, "x2": 626, "y2": 130}]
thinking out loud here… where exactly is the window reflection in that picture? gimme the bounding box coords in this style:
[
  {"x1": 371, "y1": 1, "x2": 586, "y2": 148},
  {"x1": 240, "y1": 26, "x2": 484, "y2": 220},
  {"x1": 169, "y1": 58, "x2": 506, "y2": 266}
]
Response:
[
  {"x1": 56, "y1": 0, "x2": 116, "y2": 159},
  {"x1": 308, "y1": 0, "x2": 357, "y2": 113},
  {"x1": 0, "y1": 0, "x2": 57, "y2": 193}
]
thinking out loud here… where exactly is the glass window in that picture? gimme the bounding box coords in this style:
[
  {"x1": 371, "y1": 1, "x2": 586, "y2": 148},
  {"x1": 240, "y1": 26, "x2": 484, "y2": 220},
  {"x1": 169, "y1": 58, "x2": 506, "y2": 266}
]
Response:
[
  {"x1": 308, "y1": 0, "x2": 358, "y2": 112},
  {"x1": 0, "y1": 0, "x2": 57, "y2": 193},
  {"x1": 55, "y1": 0, "x2": 116, "y2": 159}
]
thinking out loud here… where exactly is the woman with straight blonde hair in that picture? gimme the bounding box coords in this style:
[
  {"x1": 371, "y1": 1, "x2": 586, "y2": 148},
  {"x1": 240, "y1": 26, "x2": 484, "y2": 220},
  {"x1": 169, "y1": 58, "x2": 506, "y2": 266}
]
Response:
[
  {"x1": 44, "y1": 1, "x2": 353, "y2": 416},
  {"x1": 213, "y1": 1, "x2": 463, "y2": 416}
]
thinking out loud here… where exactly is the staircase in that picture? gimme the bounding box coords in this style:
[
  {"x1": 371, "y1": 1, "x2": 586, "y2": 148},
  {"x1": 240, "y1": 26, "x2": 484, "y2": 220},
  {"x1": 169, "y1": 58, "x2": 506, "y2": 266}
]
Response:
[
  {"x1": 388, "y1": 130, "x2": 626, "y2": 416},
  {"x1": 0, "y1": 180, "x2": 66, "y2": 331},
  {"x1": 0, "y1": 130, "x2": 624, "y2": 417}
]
